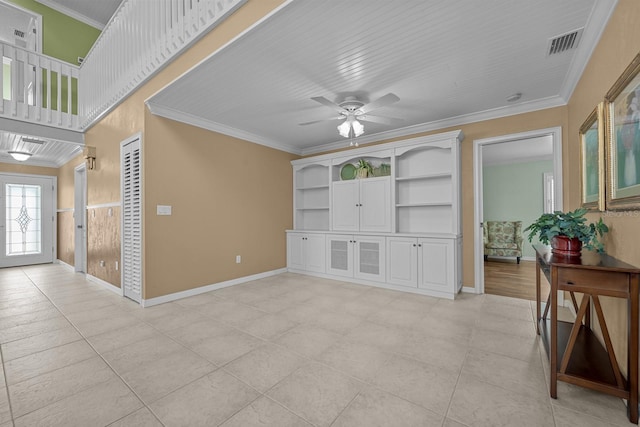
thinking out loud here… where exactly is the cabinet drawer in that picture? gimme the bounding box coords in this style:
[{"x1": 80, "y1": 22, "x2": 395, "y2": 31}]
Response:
[{"x1": 556, "y1": 268, "x2": 629, "y2": 294}]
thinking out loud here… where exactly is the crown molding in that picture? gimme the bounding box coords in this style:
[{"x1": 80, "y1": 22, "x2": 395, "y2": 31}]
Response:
[
  {"x1": 300, "y1": 95, "x2": 567, "y2": 156},
  {"x1": 34, "y1": 0, "x2": 105, "y2": 30},
  {"x1": 145, "y1": 102, "x2": 302, "y2": 155}
]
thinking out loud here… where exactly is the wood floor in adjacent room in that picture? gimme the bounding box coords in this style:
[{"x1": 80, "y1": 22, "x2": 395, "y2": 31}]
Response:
[{"x1": 484, "y1": 258, "x2": 550, "y2": 301}]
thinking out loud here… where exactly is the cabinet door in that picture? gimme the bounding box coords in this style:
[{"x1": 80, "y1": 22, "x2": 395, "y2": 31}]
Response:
[
  {"x1": 418, "y1": 238, "x2": 453, "y2": 295},
  {"x1": 332, "y1": 181, "x2": 359, "y2": 231},
  {"x1": 387, "y1": 237, "x2": 418, "y2": 288},
  {"x1": 359, "y1": 177, "x2": 391, "y2": 232},
  {"x1": 354, "y1": 235, "x2": 386, "y2": 282},
  {"x1": 287, "y1": 233, "x2": 305, "y2": 271},
  {"x1": 326, "y1": 234, "x2": 353, "y2": 277},
  {"x1": 305, "y1": 234, "x2": 326, "y2": 273}
]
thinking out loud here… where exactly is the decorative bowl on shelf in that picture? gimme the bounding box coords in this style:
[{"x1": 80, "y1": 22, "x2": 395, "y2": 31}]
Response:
[{"x1": 340, "y1": 163, "x2": 356, "y2": 180}]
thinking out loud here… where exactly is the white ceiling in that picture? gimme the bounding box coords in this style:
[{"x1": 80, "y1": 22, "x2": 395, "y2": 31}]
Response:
[
  {"x1": 35, "y1": 0, "x2": 123, "y2": 29},
  {"x1": 147, "y1": 0, "x2": 617, "y2": 156},
  {"x1": 0, "y1": 132, "x2": 82, "y2": 168},
  {"x1": 0, "y1": 0, "x2": 619, "y2": 167}
]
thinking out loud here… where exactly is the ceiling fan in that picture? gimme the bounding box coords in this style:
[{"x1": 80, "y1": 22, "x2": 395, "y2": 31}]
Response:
[{"x1": 300, "y1": 93, "x2": 402, "y2": 143}]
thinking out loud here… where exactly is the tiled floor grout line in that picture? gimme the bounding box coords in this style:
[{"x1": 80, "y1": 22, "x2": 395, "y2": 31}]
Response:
[
  {"x1": 15, "y1": 269, "x2": 167, "y2": 427},
  {"x1": 2, "y1": 266, "x2": 633, "y2": 426}
]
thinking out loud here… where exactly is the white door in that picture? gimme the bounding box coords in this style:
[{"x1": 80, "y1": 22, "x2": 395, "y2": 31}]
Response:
[
  {"x1": 359, "y1": 177, "x2": 391, "y2": 232},
  {"x1": 121, "y1": 136, "x2": 142, "y2": 303},
  {"x1": 0, "y1": 174, "x2": 55, "y2": 267},
  {"x1": 326, "y1": 234, "x2": 353, "y2": 277},
  {"x1": 418, "y1": 238, "x2": 452, "y2": 293},
  {"x1": 387, "y1": 236, "x2": 418, "y2": 288},
  {"x1": 74, "y1": 164, "x2": 86, "y2": 272},
  {"x1": 304, "y1": 234, "x2": 326, "y2": 273},
  {"x1": 332, "y1": 181, "x2": 359, "y2": 231},
  {"x1": 287, "y1": 233, "x2": 305, "y2": 270},
  {"x1": 354, "y1": 235, "x2": 386, "y2": 282}
]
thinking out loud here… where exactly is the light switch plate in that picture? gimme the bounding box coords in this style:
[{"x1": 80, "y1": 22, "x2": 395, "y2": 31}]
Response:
[{"x1": 157, "y1": 205, "x2": 172, "y2": 215}]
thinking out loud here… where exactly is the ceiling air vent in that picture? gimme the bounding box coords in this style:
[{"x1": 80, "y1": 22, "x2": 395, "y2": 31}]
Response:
[{"x1": 547, "y1": 28, "x2": 583, "y2": 56}]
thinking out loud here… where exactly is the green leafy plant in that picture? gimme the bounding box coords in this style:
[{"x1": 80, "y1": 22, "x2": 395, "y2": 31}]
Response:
[
  {"x1": 355, "y1": 159, "x2": 373, "y2": 178},
  {"x1": 524, "y1": 207, "x2": 609, "y2": 253}
]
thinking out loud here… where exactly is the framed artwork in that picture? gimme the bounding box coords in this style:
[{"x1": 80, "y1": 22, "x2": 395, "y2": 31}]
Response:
[
  {"x1": 579, "y1": 103, "x2": 605, "y2": 211},
  {"x1": 605, "y1": 52, "x2": 640, "y2": 210}
]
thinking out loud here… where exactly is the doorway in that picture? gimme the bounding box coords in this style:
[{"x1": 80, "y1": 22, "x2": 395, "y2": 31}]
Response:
[
  {"x1": 74, "y1": 164, "x2": 87, "y2": 273},
  {"x1": 473, "y1": 127, "x2": 563, "y2": 298},
  {"x1": 0, "y1": 173, "x2": 55, "y2": 267}
]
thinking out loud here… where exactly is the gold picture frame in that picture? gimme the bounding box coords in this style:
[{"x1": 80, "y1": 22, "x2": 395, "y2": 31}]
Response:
[
  {"x1": 605, "y1": 52, "x2": 640, "y2": 210},
  {"x1": 579, "y1": 102, "x2": 605, "y2": 211}
]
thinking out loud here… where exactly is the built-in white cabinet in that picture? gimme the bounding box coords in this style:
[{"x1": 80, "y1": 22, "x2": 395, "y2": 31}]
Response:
[
  {"x1": 386, "y1": 236, "x2": 461, "y2": 298},
  {"x1": 386, "y1": 236, "x2": 419, "y2": 288},
  {"x1": 395, "y1": 141, "x2": 460, "y2": 235},
  {"x1": 293, "y1": 162, "x2": 330, "y2": 230},
  {"x1": 287, "y1": 233, "x2": 326, "y2": 273},
  {"x1": 332, "y1": 177, "x2": 391, "y2": 232},
  {"x1": 326, "y1": 234, "x2": 386, "y2": 282},
  {"x1": 287, "y1": 130, "x2": 463, "y2": 300}
]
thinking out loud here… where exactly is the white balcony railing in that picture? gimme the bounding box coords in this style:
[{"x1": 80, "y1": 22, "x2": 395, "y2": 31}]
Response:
[
  {"x1": 78, "y1": 0, "x2": 248, "y2": 129},
  {"x1": 1, "y1": 42, "x2": 80, "y2": 129},
  {"x1": 1, "y1": 0, "x2": 248, "y2": 133}
]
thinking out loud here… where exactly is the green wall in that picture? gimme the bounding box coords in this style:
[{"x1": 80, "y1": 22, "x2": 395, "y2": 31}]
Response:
[
  {"x1": 7, "y1": 0, "x2": 100, "y2": 64},
  {"x1": 483, "y1": 159, "x2": 553, "y2": 259}
]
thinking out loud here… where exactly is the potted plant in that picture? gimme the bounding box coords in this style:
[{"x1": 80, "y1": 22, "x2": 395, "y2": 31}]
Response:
[
  {"x1": 524, "y1": 207, "x2": 609, "y2": 256},
  {"x1": 355, "y1": 159, "x2": 372, "y2": 179}
]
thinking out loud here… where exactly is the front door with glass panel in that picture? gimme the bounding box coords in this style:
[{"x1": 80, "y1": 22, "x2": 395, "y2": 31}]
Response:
[{"x1": 0, "y1": 174, "x2": 54, "y2": 267}]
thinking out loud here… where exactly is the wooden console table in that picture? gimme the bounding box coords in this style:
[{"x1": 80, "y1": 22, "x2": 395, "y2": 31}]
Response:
[{"x1": 534, "y1": 244, "x2": 640, "y2": 423}]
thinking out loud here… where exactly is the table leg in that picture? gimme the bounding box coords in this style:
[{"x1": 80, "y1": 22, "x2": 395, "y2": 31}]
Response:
[
  {"x1": 536, "y1": 257, "x2": 541, "y2": 335},
  {"x1": 550, "y1": 266, "x2": 558, "y2": 399},
  {"x1": 628, "y1": 275, "x2": 639, "y2": 423}
]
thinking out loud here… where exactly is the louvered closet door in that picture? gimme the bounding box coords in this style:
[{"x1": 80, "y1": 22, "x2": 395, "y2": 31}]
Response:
[{"x1": 121, "y1": 137, "x2": 142, "y2": 303}]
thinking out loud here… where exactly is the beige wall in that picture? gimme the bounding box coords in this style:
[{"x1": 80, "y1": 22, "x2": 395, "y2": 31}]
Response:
[
  {"x1": 564, "y1": 0, "x2": 640, "y2": 377},
  {"x1": 0, "y1": 163, "x2": 58, "y2": 177},
  {"x1": 144, "y1": 113, "x2": 296, "y2": 298}
]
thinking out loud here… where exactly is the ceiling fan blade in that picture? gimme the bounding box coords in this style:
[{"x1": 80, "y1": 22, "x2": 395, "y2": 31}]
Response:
[
  {"x1": 311, "y1": 96, "x2": 347, "y2": 114},
  {"x1": 299, "y1": 116, "x2": 343, "y2": 126},
  {"x1": 358, "y1": 115, "x2": 404, "y2": 125},
  {"x1": 358, "y1": 93, "x2": 400, "y2": 114}
]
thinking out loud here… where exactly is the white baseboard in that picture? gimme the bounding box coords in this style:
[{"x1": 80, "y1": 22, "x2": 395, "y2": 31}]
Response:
[
  {"x1": 86, "y1": 274, "x2": 123, "y2": 296},
  {"x1": 563, "y1": 299, "x2": 578, "y2": 317},
  {"x1": 286, "y1": 268, "x2": 458, "y2": 300},
  {"x1": 141, "y1": 268, "x2": 287, "y2": 307},
  {"x1": 56, "y1": 259, "x2": 75, "y2": 272},
  {"x1": 462, "y1": 286, "x2": 478, "y2": 294}
]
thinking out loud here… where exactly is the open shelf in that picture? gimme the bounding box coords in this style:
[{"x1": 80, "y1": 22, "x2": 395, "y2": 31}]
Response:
[
  {"x1": 396, "y1": 172, "x2": 452, "y2": 181},
  {"x1": 297, "y1": 184, "x2": 330, "y2": 190},
  {"x1": 396, "y1": 202, "x2": 452, "y2": 208},
  {"x1": 539, "y1": 318, "x2": 624, "y2": 391}
]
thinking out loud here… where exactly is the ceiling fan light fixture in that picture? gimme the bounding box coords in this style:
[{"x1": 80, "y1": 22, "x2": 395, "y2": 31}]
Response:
[
  {"x1": 8, "y1": 151, "x2": 32, "y2": 161},
  {"x1": 337, "y1": 120, "x2": 351, "y2": 138},
  {"x1": 352, "y1": 119, "x2": 364, "y2": 137}
]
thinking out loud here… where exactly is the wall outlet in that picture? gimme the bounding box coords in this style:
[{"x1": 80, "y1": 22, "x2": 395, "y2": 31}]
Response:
[
  {"x1": 236, "y1": 255, "x2": 241, "y2": 264},
  {"x1": 100, "y1": 260, "x2": 105, "y2": 267},
  {"x1": 115, "y1": 261, "x2": 118, "y2": 271}
]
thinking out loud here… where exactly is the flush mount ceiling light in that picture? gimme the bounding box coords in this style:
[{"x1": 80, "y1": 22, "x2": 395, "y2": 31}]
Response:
[
  {"x1": 300, "y1": 93, "x2": 403, "y2": 144},
  {"x1": 8, "y1": 151, "x2": 32, "y2": 161}
]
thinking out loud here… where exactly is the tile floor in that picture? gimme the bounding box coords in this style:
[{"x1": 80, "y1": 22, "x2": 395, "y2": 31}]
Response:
[{"x1": 0, "y1": 264, "x2": 635, "y2": 426}]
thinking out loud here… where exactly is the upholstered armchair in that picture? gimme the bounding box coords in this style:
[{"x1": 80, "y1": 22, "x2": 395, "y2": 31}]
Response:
[{"x1": 483, "y1": 221, "x2": 523, "y2": 264}]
